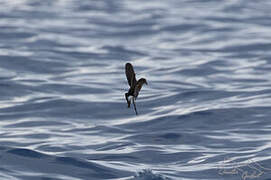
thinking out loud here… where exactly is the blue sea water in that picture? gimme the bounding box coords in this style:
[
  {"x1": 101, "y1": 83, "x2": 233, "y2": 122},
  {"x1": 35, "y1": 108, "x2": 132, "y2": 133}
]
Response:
[{"x1": 0, "y1": 0, "x2": 271, "y2": 179}]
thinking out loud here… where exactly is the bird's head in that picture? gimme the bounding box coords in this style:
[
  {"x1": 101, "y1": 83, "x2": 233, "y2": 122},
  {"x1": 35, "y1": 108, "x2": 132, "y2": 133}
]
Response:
[{"x1": 138, "y1": 78, "x2": 148, "y2": 86}]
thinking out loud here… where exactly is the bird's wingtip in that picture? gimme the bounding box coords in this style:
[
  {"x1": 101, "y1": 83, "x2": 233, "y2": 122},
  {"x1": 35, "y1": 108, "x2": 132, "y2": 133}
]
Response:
[{"x1": 125, "y1": 62, "x2": 132, "y2": 67}]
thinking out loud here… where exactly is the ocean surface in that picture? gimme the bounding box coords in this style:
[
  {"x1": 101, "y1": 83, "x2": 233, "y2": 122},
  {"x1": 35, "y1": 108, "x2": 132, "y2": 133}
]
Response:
[{"x1": 0, "y1": 0, "x2": 271, "y2": 179}]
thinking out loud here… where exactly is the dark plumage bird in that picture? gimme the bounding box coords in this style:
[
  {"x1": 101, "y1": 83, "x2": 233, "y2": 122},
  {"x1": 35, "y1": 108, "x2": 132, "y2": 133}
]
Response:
[{"x1": 125, "y1": 63, "x2": 148, "y2": 115}]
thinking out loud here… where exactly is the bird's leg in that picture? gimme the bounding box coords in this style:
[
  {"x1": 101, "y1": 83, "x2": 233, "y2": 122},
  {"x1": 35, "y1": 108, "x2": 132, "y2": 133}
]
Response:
[
  {"x1": 125, "y1": 93, "x2": 130, "y2": 108},
  {"x1": 132, "y1": 97, "x2": 138, "y2": 115}
]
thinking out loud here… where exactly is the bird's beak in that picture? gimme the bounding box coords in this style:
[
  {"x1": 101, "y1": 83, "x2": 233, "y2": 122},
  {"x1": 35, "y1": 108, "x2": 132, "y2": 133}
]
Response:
[{"x1": 145, "y1": 81, "x2": 148, "y2": 85}]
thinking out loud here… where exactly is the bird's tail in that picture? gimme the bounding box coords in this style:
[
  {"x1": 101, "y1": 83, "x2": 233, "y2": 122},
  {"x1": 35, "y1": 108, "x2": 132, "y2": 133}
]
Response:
[{"x1": 125, "y1": 93, "x2": 131, "y2": 108}]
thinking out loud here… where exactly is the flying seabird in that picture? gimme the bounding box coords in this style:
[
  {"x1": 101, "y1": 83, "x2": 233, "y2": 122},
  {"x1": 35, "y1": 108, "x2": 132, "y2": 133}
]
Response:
[{"x1": 125, "y1": 63, "x2": 148, "y2": 115}]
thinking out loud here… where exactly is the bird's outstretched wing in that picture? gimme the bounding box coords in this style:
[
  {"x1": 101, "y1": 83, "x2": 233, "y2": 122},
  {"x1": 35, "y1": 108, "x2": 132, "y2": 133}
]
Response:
[
  {"x1": 134, "y1": 82, "x2": 142, "y2": 99},
  {"x1": 125, "y1": 63, "x2": 136, "y2": 87},
  {"x1": 133, "y1": 78, "x2": 147, "y2": 99}
]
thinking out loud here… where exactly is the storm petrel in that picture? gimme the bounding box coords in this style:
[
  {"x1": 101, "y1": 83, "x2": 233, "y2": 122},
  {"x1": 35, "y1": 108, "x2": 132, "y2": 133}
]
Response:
[{"x1": 125, "y1": 63, "x2": 148, "y2": 115}]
